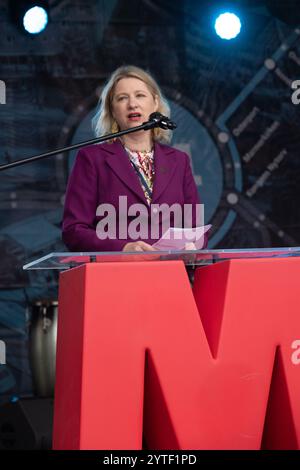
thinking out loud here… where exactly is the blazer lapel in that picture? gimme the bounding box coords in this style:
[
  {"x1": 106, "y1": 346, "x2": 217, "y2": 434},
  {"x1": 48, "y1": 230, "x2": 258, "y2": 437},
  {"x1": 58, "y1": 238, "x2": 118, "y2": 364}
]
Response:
[
  {"x1": 103, "y1": 140, "x2": 147, "y2": 203},
  {"x1": 102, "y1": 140, "x2": 178, "y2": 204},
  {"x1": 152, "y1": 142, "x2": 177, "y2": 202}
]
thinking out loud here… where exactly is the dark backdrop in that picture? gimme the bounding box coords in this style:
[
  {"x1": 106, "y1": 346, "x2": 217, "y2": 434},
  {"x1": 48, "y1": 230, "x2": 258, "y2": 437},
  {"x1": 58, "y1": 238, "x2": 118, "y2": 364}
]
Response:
[{"x1": 0, "y1": 0, "x2": 299, "y2": 400}]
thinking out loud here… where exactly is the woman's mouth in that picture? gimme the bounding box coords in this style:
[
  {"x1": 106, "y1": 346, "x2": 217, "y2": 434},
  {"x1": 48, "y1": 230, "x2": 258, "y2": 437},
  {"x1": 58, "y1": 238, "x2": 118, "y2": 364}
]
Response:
[{"x1": 128, "y1": 113, "x2": 142, "y2": 121}]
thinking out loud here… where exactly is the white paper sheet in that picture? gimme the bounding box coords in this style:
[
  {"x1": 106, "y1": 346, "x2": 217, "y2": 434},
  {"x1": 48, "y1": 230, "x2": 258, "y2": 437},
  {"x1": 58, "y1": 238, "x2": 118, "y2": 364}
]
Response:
[{"x1": 152, "y1": 224, "x2": 212, "y2": 251}]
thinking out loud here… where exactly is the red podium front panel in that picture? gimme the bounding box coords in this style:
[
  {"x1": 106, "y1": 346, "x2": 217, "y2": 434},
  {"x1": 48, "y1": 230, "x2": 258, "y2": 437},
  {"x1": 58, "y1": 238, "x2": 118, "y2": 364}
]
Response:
[{"x1": 52, "y1": 258, "x2": 300, "y2": 449}]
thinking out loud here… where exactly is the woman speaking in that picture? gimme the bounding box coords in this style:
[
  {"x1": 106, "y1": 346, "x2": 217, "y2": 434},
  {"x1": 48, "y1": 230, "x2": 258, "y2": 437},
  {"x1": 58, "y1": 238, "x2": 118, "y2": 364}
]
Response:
[{"x1": 62, "y1": 65, "x2": 203, "y2": 252}]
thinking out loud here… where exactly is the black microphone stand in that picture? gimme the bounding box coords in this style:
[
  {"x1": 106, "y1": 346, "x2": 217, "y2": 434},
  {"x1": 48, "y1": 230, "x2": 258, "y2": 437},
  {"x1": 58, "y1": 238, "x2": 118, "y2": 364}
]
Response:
[{"x1": 0, "y1": 118, "x2": 159, "y2": 172}]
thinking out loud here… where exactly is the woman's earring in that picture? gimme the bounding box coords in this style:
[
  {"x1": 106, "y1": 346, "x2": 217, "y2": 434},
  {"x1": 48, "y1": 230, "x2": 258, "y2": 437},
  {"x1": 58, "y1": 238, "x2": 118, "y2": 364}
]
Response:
[{"x1": 111, "y1": 120, "x2": 119, "y2": 134}]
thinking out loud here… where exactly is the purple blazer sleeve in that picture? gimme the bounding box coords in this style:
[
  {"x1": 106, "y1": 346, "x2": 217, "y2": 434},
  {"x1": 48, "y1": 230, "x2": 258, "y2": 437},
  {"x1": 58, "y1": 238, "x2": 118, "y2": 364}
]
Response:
[
  {"x1": 62, "y1": 148, "x2": 126, "y2": 252},
  {"x1": 182, "y1": 152, "x2": 208, "y2": 248},
  {"x1": 183, "y1": 152, "x2": 200, "y2": 206}
]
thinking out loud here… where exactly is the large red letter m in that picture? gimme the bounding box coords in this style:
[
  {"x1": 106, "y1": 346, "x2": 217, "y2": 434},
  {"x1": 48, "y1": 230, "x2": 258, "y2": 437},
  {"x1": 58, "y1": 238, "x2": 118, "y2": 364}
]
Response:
[{"x1": 53, "y1": 258, "x2": 300, "y2": 449}]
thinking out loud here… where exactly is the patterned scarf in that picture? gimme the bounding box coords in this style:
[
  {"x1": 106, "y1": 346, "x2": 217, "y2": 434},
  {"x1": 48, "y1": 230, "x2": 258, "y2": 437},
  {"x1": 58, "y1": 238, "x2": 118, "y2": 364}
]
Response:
[{"x1": 125, "y1": 147, "x2": 155, "y2": 205}]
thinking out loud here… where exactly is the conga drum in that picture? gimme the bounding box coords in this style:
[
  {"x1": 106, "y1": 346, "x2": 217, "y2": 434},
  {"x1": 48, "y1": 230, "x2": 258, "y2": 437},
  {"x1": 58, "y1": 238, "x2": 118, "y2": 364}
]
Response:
[{"x1": 28, "y1": 300, "x2": 58, "y2": 397}]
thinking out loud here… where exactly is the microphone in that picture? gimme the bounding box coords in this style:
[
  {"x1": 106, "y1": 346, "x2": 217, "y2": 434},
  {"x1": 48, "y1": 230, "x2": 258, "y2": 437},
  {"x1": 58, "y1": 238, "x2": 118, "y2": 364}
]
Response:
[{"x1": 146, "y1": 112, "x2": 177, "y2": 130}]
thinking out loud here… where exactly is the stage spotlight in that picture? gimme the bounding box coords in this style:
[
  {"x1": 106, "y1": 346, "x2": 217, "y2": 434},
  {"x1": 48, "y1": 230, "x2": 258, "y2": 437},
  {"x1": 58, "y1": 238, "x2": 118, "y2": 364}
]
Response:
[
  {"x1": 10, "y1": 1, "x2": 49, "y2": 35},
  {"x1": 23, "y1": 5, "x2": 48, "y2": 34},
  {"x1": 214, "y1": 12, "x2": 242, "y2": 40}
]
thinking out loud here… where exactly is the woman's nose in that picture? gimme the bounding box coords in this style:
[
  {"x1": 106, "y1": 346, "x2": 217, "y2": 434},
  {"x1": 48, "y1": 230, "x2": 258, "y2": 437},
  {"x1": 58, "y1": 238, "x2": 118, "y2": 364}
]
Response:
[{"x1": 128, "y1": 96, "x2": 138, "y2": 109}]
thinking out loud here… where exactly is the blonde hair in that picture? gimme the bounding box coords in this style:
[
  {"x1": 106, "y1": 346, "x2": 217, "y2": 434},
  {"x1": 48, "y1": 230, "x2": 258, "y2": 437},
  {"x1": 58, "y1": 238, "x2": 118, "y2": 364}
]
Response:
[{"x1": 92, "y1": 65, "x2": 171, "y2": 144}]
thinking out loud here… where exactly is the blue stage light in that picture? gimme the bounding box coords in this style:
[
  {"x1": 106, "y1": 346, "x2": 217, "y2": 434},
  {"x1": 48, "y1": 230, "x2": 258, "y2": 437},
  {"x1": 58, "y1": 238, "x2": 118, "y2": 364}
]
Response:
[
  {"x1": 214, "y1": 12, "x2": 242, "y2": 40},
  {"x1": 23, "y1": 5, "x2": 48, "y2": 34}
]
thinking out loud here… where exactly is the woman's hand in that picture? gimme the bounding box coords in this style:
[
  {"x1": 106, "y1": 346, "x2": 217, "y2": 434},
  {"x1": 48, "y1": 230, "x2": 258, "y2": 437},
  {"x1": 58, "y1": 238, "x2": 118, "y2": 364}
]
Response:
[
  {"x1": 122, "y1": 241, "x2": 156, "y2": 252},
  {"x1": 185, "y1": 242, "x2": 197, "y2": 250}
]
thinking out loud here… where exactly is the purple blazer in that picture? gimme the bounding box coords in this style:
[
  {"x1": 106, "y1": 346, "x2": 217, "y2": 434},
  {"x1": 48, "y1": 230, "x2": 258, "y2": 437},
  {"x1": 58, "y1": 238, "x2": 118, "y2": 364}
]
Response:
[{"x1": 62, "y1": 140, "x2": 201, "y2": 251}]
